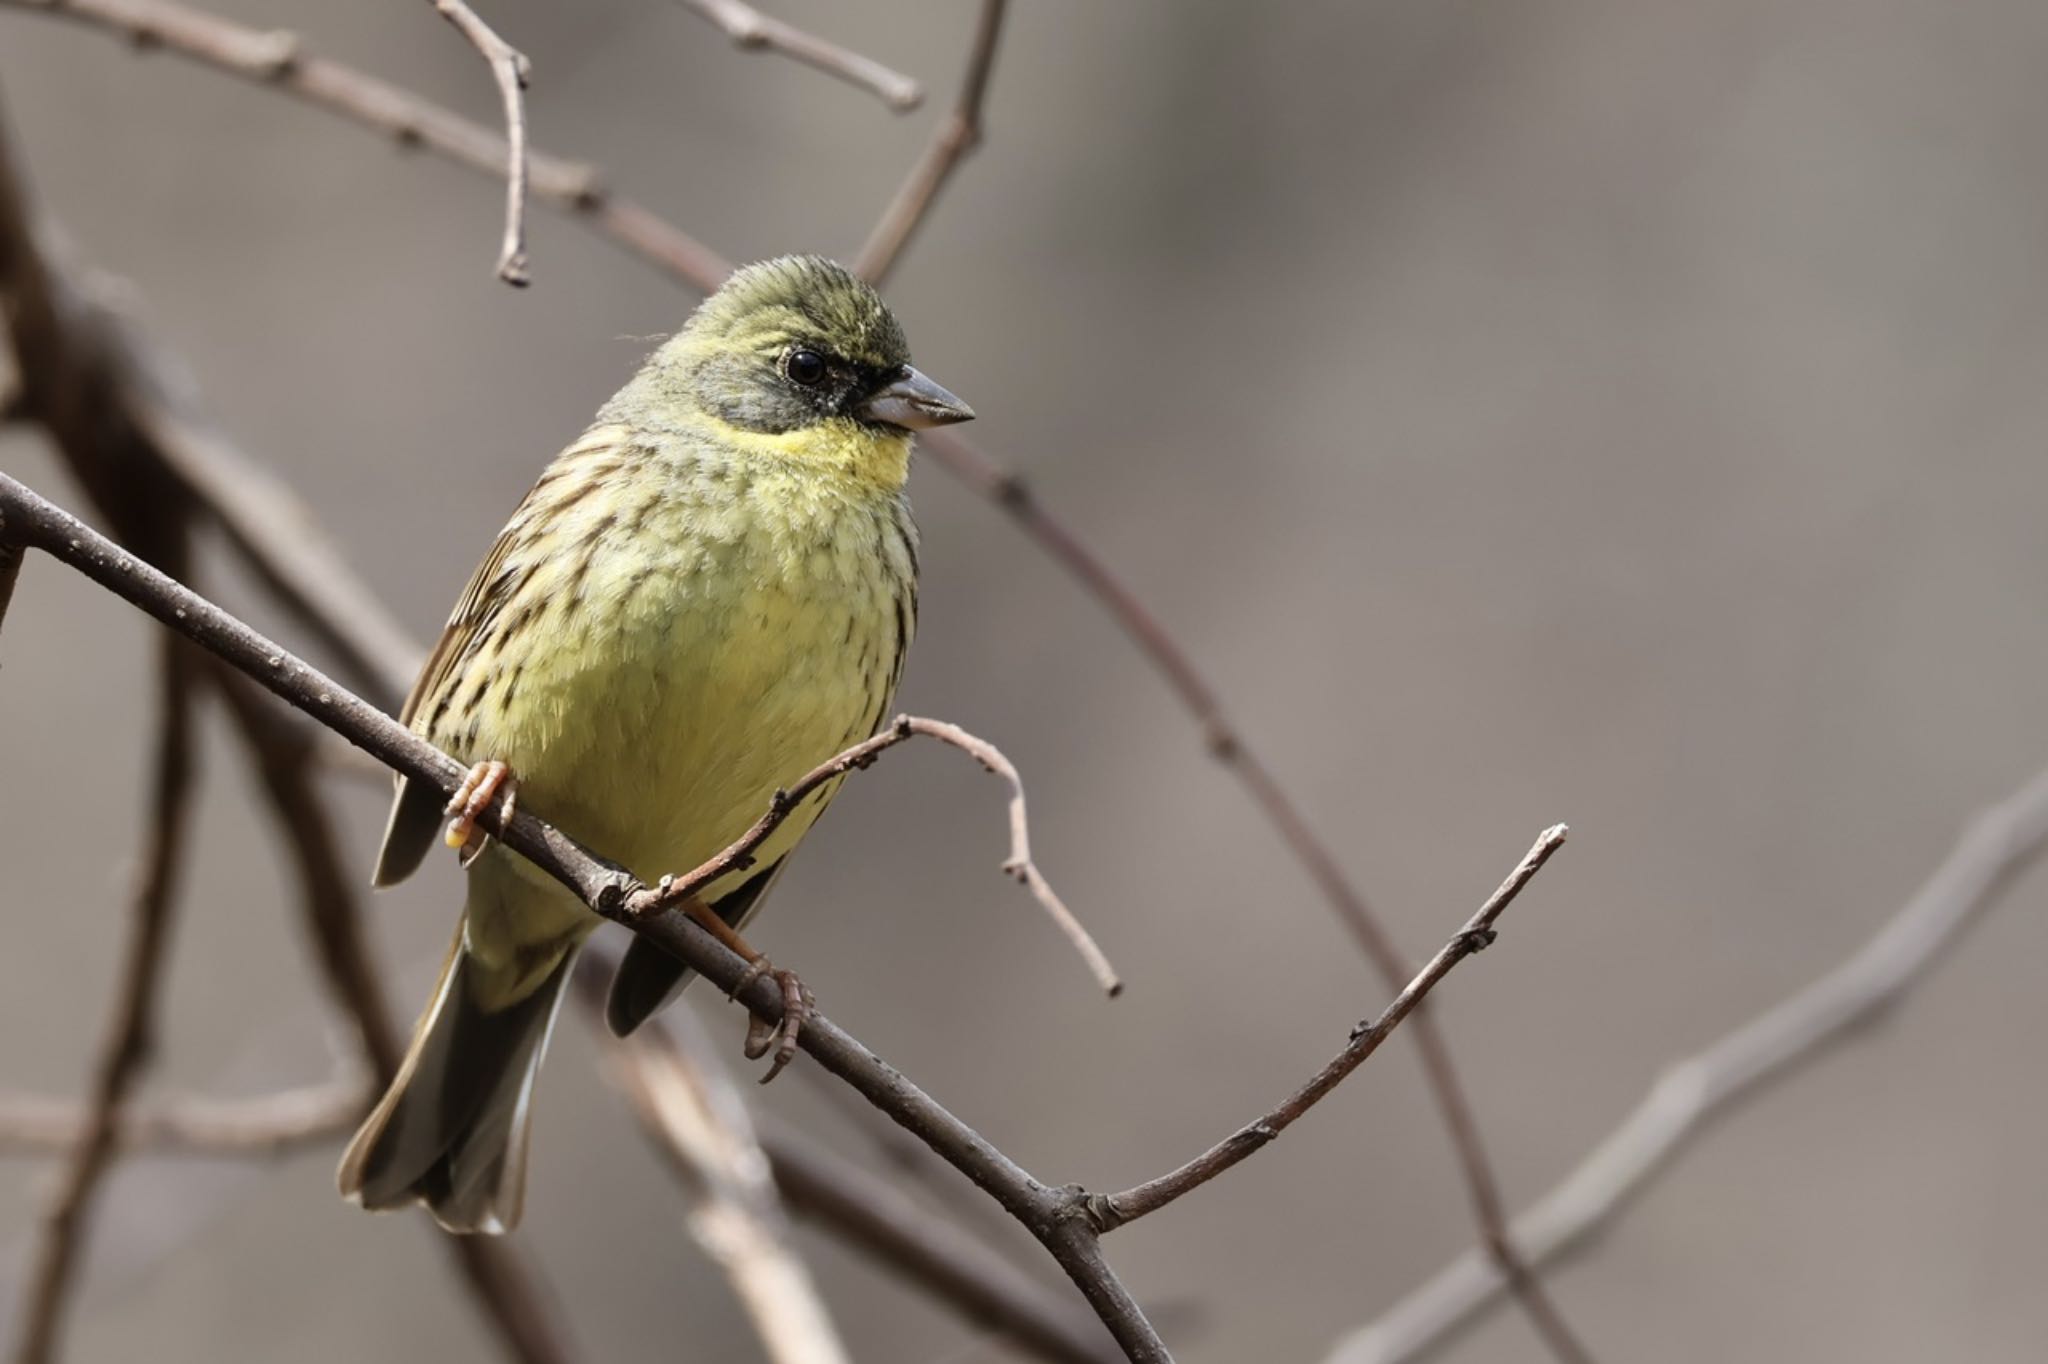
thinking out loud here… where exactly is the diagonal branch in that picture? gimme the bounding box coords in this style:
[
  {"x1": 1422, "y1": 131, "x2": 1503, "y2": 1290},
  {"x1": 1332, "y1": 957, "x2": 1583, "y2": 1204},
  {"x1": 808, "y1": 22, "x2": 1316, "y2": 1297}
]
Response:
[
  {"x1": 1328, "y1": 762, "x2": 2048, "y2": 1364},
  {"x1": 421, "y1": 0, "x2": 532, "y2": 284},
  {"x1": 853, "y1": 0, "x2": 1009, "y2": 283},
  {"x1": 676, "y1": 0, "x2": 923, "y2": 111},
  {"x1": 0, "y1": 472, "x2": 1172, "y2": 1363},
  {"x1": 10, "y1": 637, "x2": 198, "y2": 1364},
  {"x1": 1090, "y1": 827, "x2": 1568, "y2": 1231}
]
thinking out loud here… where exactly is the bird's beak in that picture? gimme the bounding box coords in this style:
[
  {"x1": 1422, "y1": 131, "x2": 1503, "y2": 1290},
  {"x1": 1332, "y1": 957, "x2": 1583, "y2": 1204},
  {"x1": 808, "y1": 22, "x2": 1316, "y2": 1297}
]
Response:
[{"x1": 856, "y1": 366, "x2": 975, "y2": 430}]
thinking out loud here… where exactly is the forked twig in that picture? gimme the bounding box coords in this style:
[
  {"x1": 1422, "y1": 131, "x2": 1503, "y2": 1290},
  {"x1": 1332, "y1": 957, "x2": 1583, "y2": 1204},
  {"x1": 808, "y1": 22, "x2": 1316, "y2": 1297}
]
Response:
[
  {"x1": 640, "y1": 714, "x2": 1121, "y2": 998},
  {"x1": 422, "y1": 0, "x2": 533, "y2": 284},
  {"x1": 677, "y1": 0, "x2": 923, "y2": 111}
]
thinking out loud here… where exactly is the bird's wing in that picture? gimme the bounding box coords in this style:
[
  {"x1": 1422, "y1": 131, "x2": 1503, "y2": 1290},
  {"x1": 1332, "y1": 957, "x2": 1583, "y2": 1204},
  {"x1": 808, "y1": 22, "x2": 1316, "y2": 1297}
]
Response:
[{"x1": 371, "y1": 512, "x2": 528, "y2": 888}]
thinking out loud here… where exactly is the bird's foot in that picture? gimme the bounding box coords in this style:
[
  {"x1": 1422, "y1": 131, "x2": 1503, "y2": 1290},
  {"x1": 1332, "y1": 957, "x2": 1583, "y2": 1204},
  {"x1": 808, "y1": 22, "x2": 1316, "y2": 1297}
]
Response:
[
  {"x1": 444, "y1": 759, "x2": 518, "y2": 867},
  {"x1": 732, "y1": 957, "x2": 813, "y2": 1085}
]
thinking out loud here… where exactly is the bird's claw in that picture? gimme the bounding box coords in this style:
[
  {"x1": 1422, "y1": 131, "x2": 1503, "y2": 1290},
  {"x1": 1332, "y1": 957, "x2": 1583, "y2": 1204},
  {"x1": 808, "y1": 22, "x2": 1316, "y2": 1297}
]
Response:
[
  {"x1": 444, "y1": 759, "x2": 517, "y2": 866},
  {"x1": 734, "y1": 961, "x2": 813, "y2": 1084}
]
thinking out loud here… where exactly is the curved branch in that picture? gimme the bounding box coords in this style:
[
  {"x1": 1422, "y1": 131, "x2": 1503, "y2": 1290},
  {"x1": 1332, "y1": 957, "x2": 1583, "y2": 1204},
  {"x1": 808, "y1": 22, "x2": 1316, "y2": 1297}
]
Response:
[
  {"x1": 421, "y1": 0, "x2": 532, "y2": 284},
  {"x1": 676, "y1": 0, "x2": 923, "y2": 111}
]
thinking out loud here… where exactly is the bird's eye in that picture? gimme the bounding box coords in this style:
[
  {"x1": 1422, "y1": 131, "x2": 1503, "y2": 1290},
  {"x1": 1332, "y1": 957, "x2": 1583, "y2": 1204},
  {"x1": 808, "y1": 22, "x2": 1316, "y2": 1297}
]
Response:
[{"x1": 785, "y1": 349, "x2": 828, "y2": 388}]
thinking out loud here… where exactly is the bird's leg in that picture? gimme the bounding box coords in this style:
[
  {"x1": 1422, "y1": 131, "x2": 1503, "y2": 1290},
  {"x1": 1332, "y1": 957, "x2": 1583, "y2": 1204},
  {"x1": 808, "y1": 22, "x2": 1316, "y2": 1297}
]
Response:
[
  {"x1": 444, "y1": 759, "x2": 519, "y2": 868},
  {"x1": 680, "y1": 898, "x2": 814, "y2": 1084}
]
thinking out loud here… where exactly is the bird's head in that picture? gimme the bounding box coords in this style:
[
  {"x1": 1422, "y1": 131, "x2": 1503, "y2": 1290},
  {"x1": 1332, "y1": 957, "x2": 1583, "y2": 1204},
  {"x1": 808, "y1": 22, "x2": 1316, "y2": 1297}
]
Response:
[{"x1": 662, "y1": 256, "x2": 974, "y2": 448}]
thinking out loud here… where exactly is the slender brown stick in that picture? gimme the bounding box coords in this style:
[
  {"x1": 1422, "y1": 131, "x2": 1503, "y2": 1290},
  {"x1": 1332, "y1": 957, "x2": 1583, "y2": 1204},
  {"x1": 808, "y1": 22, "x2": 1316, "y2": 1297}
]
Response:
[
  {"x1": 0, "y1": 1074, "x2": 366, "y2": 1157},
  {"x1": 646, "y1": 713, "x2": 1120, "y2": 998},
  {"x1": 677, "y1": 0, "x2": 923, "y2": 111},
  {"x1": 0, "y1": 471, "x2": 1171, "y2": 1363},
  {"x1": 1330, "y1": 761, "x2": 2048, "y2": 1364},
  {"x1": 853, "y1": 0, "x2": 1008, "y2": 282},
  {"x1": 10, "y1": 638, "x2": 197, "y2": 1364},
  {"x1": 422, "y1": 0, "x2": 532, "y2": 284},
  {"x1": 1091, "y1": 827, "x2": 1568, "y2": 1230}
]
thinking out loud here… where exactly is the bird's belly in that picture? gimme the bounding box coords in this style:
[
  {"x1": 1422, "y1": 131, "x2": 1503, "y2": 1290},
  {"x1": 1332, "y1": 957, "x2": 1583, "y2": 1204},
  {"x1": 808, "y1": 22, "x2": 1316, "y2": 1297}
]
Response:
[{"x1": 481, "y1": 537, "x2": 904, "y2": 889}]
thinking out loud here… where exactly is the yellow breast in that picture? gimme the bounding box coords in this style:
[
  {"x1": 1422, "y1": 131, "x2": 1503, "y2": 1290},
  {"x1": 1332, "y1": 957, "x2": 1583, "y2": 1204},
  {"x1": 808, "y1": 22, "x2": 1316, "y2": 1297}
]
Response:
[{"x1": 437, "y1": 423, "x2": 917, "y2": 893}]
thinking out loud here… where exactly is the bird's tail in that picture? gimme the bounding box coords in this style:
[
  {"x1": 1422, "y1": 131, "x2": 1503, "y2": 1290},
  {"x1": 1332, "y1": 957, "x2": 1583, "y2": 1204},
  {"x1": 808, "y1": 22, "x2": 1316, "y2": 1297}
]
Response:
[{"x1": 338, "y1": 892, "x2": 586, "y2": 1235}]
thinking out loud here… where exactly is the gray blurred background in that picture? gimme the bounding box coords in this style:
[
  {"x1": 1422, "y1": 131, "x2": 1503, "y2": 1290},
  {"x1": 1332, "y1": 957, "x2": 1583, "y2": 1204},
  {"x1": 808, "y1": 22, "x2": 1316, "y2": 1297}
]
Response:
[{"x1": 4, "y1": 0, "x2": 2048, "y2": 1360}]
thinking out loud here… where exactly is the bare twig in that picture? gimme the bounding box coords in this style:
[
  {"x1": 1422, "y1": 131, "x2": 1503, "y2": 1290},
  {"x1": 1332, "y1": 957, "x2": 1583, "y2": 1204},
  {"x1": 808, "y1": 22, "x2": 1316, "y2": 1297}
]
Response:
[
  {"x1": 1091, "y1": 827, "x2": 1568, "y2": 1230},
  {"x1": 421, "y1": 0, "x2": 532, "y2": 284},
  {"x1": 0, "y1": 472, "x2": 1172, "y2": 1362},
  {"x1": 0, "y1": 1073, "x2": 366, "y2": 1158},
  {"x1": 646, "y1": 714, "x2": 1120, "y2": 998},
  {"x1": 2, "y1": 0, "x2": 732, "y2": 291},
  {"x1": 11, "y1": 638, "x2": 197, "y2": 1364},
  {"x1": 853, "y1": 0, "x2": 1008, "y2": 282},
  {"x1": 1328, "y1": 764, "x2": 2048, "y2": 1364},
  {"x1": 677, "y1": 0, "x2": 922, "y2": 111},
  {"x1": 593, "y1": 977, "x2": 852, "y2": 1364}
]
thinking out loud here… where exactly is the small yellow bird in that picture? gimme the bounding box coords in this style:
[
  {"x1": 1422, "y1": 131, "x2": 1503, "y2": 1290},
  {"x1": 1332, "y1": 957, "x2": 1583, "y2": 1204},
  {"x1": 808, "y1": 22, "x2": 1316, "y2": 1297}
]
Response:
[{"x1": 337, "y1": 256, "x2": 972, "y2": 1233}]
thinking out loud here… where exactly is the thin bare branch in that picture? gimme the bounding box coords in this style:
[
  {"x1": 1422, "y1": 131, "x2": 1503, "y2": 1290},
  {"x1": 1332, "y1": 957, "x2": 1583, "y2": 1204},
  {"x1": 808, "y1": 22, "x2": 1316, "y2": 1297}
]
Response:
[
  {"x1": 853, "y1": 0, "x2": 1008, "y2": 282},
  {"x1": 0, "y1": 1073, "x2": 366, "y2": 1158},
  {"x1": 677, "y1": 0, "x2": 923, "y2": 111},
  {"x1": 1329, "y1": 763, "x2": 2048, "y2": 1364},
  {"x1": 646, "y1": 713, "x2": 1120, "y2": 998},
  {"x1": 596, "y1": 982, "x2": 853, "y2": 1364},
  {"x1": 11, "y1": 638, "x2": 197, "y2": 1364},
  {"x1": 1090, "y1": 827, "x2": 1568, "y2": 1231},
  {"x1": 2, "y1": 0, "x2": 732, "y2": 291},
  {"x1": 0, "y1": 471, "x2": 1170, "y2": 1362},
  {"x1": 421, "y1": 0, "x2": 532, "y2": 284}
]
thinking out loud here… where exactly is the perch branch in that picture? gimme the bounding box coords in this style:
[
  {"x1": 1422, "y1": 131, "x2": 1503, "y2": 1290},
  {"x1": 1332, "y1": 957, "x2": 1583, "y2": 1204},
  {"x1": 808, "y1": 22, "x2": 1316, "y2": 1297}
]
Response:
[
  {"x1": 420, "y1": 0, "x2": 532, "y2": 284},
  {"x1": 10, "y1": 638, "x2": 197, "y2": 1364},
  {"x1": 853, "y1": 0, "x2": 1008, "y2": 282},
  {"x1": 1326, "y1": 763, "x2": 2048, "y2": 1364},
  {"x1": 677, "y1": 0, "x2": 922, "y2": 111},
  {"x1": 1091, "y1": 827, "x2": 1568, "y2": 1230},
  {"x1": 0, "y1": 472, "x2": 1170, "y2": 1362}
]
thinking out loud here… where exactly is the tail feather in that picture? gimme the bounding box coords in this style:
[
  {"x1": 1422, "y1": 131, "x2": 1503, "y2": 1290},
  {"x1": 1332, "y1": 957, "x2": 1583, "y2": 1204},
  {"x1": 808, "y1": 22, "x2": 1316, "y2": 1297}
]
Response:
[{"x1": 339, "y1": 918, "x2": 583, "y2": 1234}]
